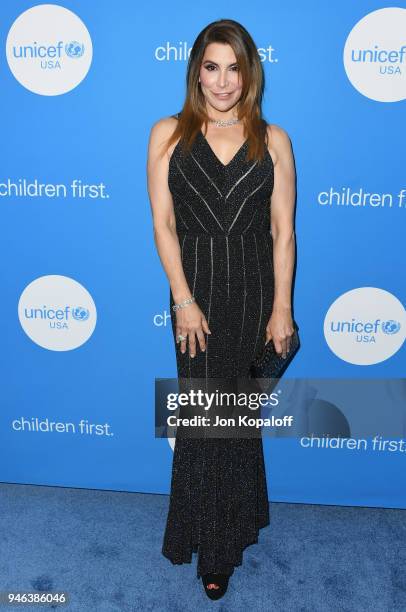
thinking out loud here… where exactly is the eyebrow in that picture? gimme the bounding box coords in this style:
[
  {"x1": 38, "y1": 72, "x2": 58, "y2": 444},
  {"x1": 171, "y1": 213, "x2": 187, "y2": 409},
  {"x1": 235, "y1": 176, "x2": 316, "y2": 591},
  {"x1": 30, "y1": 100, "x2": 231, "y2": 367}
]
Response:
[{"x1": 202, "y1": 60, "x2": 238, "y2": 67}]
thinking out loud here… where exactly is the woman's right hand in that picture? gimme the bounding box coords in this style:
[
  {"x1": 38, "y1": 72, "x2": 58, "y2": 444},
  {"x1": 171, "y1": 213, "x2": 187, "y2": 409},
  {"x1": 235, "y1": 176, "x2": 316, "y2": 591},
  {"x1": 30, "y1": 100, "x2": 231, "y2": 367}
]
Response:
[{"x1": 175, "y1": 302, "x2": 211, "y2": 357}]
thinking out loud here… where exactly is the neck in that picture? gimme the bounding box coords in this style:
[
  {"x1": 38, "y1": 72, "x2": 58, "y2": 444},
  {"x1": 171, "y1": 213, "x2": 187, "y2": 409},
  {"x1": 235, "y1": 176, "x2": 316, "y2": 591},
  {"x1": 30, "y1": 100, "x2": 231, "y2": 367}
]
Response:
[{"x1": 205, "y1": 105, "x2": 239, "y2": 123}]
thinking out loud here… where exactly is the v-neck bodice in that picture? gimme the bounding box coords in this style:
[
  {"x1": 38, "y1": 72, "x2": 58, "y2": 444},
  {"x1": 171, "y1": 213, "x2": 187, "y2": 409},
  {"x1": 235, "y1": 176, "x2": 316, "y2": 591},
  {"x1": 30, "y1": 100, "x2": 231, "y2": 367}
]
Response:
[
  {"x1": 168, "y1": 123, "x2": 274, "y2": 237},
  {"x1": 198, "y1": 129, "x2": 249, "y2": 168}
]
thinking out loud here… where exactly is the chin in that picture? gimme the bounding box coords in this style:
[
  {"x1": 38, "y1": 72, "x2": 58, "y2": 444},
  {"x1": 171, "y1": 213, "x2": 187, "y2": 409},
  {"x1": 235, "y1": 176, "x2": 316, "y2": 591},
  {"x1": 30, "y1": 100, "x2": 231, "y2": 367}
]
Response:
[{"x1": 210, "y1": 96, "x2": 238, "y2": 109}]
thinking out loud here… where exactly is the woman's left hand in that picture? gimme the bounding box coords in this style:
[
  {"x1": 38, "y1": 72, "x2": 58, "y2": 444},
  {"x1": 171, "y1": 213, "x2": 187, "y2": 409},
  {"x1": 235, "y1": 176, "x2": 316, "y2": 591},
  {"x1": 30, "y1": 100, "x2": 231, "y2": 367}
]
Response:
[{"x1": 265, "y1": 307, "x2": 295, "y2": 359}]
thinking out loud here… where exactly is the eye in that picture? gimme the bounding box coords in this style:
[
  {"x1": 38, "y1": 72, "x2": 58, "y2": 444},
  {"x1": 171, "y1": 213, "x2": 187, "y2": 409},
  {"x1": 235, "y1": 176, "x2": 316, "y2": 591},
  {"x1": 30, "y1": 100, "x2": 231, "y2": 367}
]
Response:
[{"x1": 203, "y1": 63, "x2": 239, "y2": 72}]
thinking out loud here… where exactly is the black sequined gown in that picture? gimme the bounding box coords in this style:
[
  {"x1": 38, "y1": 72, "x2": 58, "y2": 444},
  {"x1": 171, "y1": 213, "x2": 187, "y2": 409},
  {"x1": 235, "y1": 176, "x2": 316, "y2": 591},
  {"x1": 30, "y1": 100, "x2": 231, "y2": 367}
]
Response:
[{"x1": 162, "y1": 116, "x2": 275, "y2": 579}]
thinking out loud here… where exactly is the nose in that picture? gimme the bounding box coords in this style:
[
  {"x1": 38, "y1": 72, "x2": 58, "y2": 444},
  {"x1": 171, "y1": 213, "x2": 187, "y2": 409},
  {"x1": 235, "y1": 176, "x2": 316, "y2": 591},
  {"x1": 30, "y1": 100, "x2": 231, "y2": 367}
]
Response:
[{"x1": 217, "y1": 70, "x2": 229, "y2": 88}]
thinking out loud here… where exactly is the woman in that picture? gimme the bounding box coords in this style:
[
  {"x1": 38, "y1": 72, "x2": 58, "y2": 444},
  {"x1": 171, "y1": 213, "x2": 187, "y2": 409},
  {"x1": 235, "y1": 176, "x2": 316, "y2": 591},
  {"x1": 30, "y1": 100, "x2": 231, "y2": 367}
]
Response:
[{"x1": 147, "y1": 19, "x2": 296, "y2": 599}]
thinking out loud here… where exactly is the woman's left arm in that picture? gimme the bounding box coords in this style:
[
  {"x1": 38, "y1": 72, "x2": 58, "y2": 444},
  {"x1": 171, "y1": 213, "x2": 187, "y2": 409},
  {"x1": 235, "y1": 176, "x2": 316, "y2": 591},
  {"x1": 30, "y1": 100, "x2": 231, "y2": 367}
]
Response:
[{"x1": 266, "y1": 124, "x2": 296, "y2": 358}]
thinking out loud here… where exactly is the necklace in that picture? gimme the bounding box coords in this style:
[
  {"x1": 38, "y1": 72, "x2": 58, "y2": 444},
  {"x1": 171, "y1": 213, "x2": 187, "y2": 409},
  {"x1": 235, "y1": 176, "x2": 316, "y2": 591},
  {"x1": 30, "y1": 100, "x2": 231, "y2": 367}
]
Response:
[{"x1": 208, "y1": 117, "x2": 241, "y2": 128}]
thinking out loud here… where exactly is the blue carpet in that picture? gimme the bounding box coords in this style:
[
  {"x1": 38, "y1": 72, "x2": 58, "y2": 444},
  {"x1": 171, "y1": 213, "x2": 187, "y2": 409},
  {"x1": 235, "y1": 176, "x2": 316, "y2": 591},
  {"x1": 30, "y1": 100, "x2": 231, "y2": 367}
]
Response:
[{"x1": 0, "y1": 482, "x2": 405, "y2": 611}]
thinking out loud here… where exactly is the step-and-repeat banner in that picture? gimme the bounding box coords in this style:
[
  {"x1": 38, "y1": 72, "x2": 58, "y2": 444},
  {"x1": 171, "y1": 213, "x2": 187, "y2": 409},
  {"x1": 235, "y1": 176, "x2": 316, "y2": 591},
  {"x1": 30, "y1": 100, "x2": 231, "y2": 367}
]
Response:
[{"x1": 1, "y1": 1, "x2": 405, "y2": 508}]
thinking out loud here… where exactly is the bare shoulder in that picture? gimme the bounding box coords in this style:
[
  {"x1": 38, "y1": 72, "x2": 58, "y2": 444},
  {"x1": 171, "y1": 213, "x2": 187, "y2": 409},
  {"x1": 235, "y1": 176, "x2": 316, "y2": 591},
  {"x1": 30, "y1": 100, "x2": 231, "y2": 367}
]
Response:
[
  {"x1": 148, "y1": 115, "x2": 179, "y2": 160},
  {"x1": 150, "y1": 115, "x2": 178, "y2": 139},
  {"x1": 265, "y1": 123, "x2": 292, "y2": 166}
]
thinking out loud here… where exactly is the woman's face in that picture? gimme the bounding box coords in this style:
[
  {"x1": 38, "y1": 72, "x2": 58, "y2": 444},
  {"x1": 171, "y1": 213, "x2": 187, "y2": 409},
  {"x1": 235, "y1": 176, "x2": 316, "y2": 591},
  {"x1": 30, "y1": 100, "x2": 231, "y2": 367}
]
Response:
[{"x1": 199, "y1": 42, "x2": 243, "y2": 114}]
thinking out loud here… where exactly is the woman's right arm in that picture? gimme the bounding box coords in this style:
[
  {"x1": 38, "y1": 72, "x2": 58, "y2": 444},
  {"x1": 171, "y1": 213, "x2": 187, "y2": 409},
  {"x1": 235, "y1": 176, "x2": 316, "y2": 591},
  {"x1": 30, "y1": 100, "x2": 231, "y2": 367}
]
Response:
[{"x1": 146, "y1": 117, "x2": 210, "y2": 357}]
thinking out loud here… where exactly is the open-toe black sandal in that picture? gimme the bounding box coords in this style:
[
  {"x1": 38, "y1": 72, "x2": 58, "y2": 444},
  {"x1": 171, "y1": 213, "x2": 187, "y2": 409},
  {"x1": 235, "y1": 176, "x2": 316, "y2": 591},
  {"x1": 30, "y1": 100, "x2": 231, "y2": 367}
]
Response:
[{"x1": 202, "y1": 573, "x2": 230, "y2": 600}]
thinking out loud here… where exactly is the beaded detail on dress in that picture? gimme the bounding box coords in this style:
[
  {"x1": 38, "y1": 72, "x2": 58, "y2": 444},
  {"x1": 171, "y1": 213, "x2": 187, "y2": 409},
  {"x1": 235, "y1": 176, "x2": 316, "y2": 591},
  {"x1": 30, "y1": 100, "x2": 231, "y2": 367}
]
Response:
[{"x1": 162, "y1": 116, "x2": 274, "y2": 578}]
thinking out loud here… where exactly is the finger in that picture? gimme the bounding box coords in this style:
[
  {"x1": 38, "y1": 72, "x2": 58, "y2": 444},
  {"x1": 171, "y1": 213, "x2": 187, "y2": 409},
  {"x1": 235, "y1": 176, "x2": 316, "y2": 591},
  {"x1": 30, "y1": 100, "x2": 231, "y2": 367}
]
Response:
[
  {"x1": 176, "y1": 326, "x2": 186, "y2": 341},
  {"x1": 178, "y1": 328, "x2": 187, "y2": 353},
  {"x1": 201, "y1": 318, "x2": 212, "y2": 335},
  {"x1": 188, "y1": 331, "x2": 197, "y2": 358},
  {"x1": 274, "y1": 339, "x2": 283, "y2": 355},
  {"x1": 196, "y1": 329, "x2": 206, "y2": 352}
]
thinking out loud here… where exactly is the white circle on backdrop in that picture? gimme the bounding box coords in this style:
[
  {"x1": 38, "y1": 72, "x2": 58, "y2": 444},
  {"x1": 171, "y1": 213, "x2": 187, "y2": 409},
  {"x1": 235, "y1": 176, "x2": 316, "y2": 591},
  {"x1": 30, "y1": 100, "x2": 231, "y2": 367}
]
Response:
[
  {"x1": 6, "y1": 3, "x2": 93, "y2": 96},
  {"x1": 324, "y1": 287, "x2": 405, "y2": 365},
  {"x1": 18, "y1": 275, "x2": 97, "y2": 351},
  {"x1": 343, "y1": 7, "x2": 406, "y2": 102}
]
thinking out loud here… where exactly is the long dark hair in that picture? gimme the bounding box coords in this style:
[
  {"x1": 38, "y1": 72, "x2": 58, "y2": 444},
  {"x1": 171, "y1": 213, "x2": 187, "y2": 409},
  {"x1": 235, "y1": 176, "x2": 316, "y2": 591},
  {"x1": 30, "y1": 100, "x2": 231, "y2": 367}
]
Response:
[{"x1": 163, "y1": 19, "x2": 268, "y2": 162}]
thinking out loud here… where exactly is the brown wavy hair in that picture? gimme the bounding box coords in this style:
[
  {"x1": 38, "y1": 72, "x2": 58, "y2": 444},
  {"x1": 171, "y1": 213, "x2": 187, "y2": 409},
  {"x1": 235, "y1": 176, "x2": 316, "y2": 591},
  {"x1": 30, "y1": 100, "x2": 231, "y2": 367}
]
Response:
[{"x1": 164, "y1": 18, "x2": 269, "y2": 162}]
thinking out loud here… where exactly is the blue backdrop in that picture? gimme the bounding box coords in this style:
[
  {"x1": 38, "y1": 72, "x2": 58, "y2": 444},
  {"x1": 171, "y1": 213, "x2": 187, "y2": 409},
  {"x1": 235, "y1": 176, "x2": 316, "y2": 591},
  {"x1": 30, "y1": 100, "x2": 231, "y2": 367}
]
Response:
[{"x1": 1, "y1": 0, "x2": 405, "y2": 509}]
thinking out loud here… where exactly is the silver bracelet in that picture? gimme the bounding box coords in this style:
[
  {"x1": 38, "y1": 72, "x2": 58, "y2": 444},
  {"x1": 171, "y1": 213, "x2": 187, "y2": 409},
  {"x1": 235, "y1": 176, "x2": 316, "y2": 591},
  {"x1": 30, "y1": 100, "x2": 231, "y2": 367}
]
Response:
[{"x1": 172, "y1": 296, "x2": 195, "y2": 311}]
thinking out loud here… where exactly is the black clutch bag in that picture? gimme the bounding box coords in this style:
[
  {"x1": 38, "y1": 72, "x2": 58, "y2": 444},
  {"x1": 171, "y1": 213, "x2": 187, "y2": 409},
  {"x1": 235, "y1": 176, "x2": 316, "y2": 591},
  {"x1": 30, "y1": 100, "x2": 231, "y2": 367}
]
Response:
[{"x1": 249, "y1": 321, "x2": 300, "y2": 381}]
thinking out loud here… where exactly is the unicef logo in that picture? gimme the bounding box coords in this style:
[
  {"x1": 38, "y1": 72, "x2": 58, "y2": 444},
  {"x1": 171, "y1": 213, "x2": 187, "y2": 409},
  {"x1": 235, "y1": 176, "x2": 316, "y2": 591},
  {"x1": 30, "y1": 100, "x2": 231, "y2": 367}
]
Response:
[
  {"x1": 72, "y1": 307, "x2": 90, "y2": 322},
  {"x1": 324, "y1": 288, "x2": 406, "y2": 365},
  {"x1": 65, "y1": 41, "x2": 85, "y2": 59},
  {"x1": 6, "y1": 5, "x2": 93, "y2": 95},
  {"x1": 18, "y1": 275, "x2": 97, "y2": 351},
  {"x1": 343, "y1": 7, "x2": 406, "y2": 102},
  {"x1": 382, "y1": 320, "x2": 401, "y2": 335}
]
